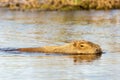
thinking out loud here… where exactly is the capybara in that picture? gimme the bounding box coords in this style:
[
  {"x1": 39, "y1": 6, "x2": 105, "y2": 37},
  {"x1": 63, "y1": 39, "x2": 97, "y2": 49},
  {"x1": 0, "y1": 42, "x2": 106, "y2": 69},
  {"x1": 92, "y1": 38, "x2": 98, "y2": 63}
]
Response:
[{"x1": 18, "y1": 40, "x2": 102, "y2": 55}]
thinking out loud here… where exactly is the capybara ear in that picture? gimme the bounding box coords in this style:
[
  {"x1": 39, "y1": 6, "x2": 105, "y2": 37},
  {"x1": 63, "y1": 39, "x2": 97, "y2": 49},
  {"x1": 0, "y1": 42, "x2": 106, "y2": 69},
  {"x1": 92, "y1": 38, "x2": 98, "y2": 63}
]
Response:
[{"x1": 73, "y1": 41, "x2": 78, "y2": 47}]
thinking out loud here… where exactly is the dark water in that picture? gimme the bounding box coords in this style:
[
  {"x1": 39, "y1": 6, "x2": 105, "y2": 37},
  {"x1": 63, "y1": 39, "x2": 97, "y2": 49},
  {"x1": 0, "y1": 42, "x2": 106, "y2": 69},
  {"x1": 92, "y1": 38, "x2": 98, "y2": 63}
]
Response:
[{"x1": 0, "y1": 8, "x2": 120, "y2": 80}]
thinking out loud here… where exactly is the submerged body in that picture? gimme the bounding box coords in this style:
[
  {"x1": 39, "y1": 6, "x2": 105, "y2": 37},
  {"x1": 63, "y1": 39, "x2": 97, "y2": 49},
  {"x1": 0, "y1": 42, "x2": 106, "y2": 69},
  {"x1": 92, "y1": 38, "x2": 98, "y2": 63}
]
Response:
[{"x1": 18, "y1": 40, "x2": 102, "y2": 55}]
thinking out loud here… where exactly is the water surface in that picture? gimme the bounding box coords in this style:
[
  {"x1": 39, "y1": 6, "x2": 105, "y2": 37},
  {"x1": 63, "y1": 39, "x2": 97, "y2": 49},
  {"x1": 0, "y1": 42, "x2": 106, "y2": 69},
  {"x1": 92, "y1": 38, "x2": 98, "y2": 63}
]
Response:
[{"x1": 0, "y1": 9, "x2": 120, "y2": 80}]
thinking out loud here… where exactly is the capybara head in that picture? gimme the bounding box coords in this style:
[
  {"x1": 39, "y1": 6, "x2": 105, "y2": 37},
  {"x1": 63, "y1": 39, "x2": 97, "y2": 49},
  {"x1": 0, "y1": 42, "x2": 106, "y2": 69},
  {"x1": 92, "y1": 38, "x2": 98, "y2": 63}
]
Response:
[{"x1": 72, "y1": 40, "x2": 102, "y2": 54}]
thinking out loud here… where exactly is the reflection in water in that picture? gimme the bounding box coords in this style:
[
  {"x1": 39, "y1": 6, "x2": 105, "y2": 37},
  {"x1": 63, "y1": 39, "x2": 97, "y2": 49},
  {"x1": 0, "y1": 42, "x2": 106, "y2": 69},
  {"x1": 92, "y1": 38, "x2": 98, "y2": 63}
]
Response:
[
  {"x1": 0, "y1": 9, "x2": 120, "y2": 80},
  {"x1": 51, "y1": 10, "x2": 120, "y2": 25},
  {"x1": 69, "y1": 54, "x2": 102, "y2": 63},
  {"x1": 0, "y1": 48, "x2": 102, "y2": 63}
]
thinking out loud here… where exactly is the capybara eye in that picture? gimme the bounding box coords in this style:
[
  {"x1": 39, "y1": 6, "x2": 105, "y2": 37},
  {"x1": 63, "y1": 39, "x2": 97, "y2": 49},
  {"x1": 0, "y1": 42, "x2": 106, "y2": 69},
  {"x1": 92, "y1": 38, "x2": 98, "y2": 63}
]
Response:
[{"x1": 80, "y1": 44, "x2": 84, "y2": 47}]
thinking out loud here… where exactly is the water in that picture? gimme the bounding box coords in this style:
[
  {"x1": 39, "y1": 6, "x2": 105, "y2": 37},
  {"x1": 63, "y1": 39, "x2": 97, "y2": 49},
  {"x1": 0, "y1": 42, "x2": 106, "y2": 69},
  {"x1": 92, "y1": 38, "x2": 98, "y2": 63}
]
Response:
[{"x1": 0, "y1": 8, "x2": 120, "y2": 80}]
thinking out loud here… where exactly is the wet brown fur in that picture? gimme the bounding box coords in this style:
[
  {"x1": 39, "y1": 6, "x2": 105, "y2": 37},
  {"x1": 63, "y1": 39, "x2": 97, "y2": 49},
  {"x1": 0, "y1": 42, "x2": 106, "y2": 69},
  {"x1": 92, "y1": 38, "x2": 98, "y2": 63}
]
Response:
[{"x1": 18, "y1": 40, "x2": 102, "y2": 55}]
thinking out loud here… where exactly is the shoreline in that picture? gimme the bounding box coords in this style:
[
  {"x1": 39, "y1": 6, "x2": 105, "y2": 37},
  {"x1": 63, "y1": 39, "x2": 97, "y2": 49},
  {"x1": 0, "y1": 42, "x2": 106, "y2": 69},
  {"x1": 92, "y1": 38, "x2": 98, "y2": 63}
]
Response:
[{"x1": 0, "y1": 0, "x2": 120, "y2": 11}]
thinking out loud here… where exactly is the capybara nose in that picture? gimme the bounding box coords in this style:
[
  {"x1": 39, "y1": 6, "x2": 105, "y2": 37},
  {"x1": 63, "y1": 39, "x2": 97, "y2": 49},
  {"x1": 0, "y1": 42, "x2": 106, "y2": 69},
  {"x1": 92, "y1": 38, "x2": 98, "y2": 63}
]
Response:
[{"x1": 95, "y1": 48, "x2": 102, "y2": 54}]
